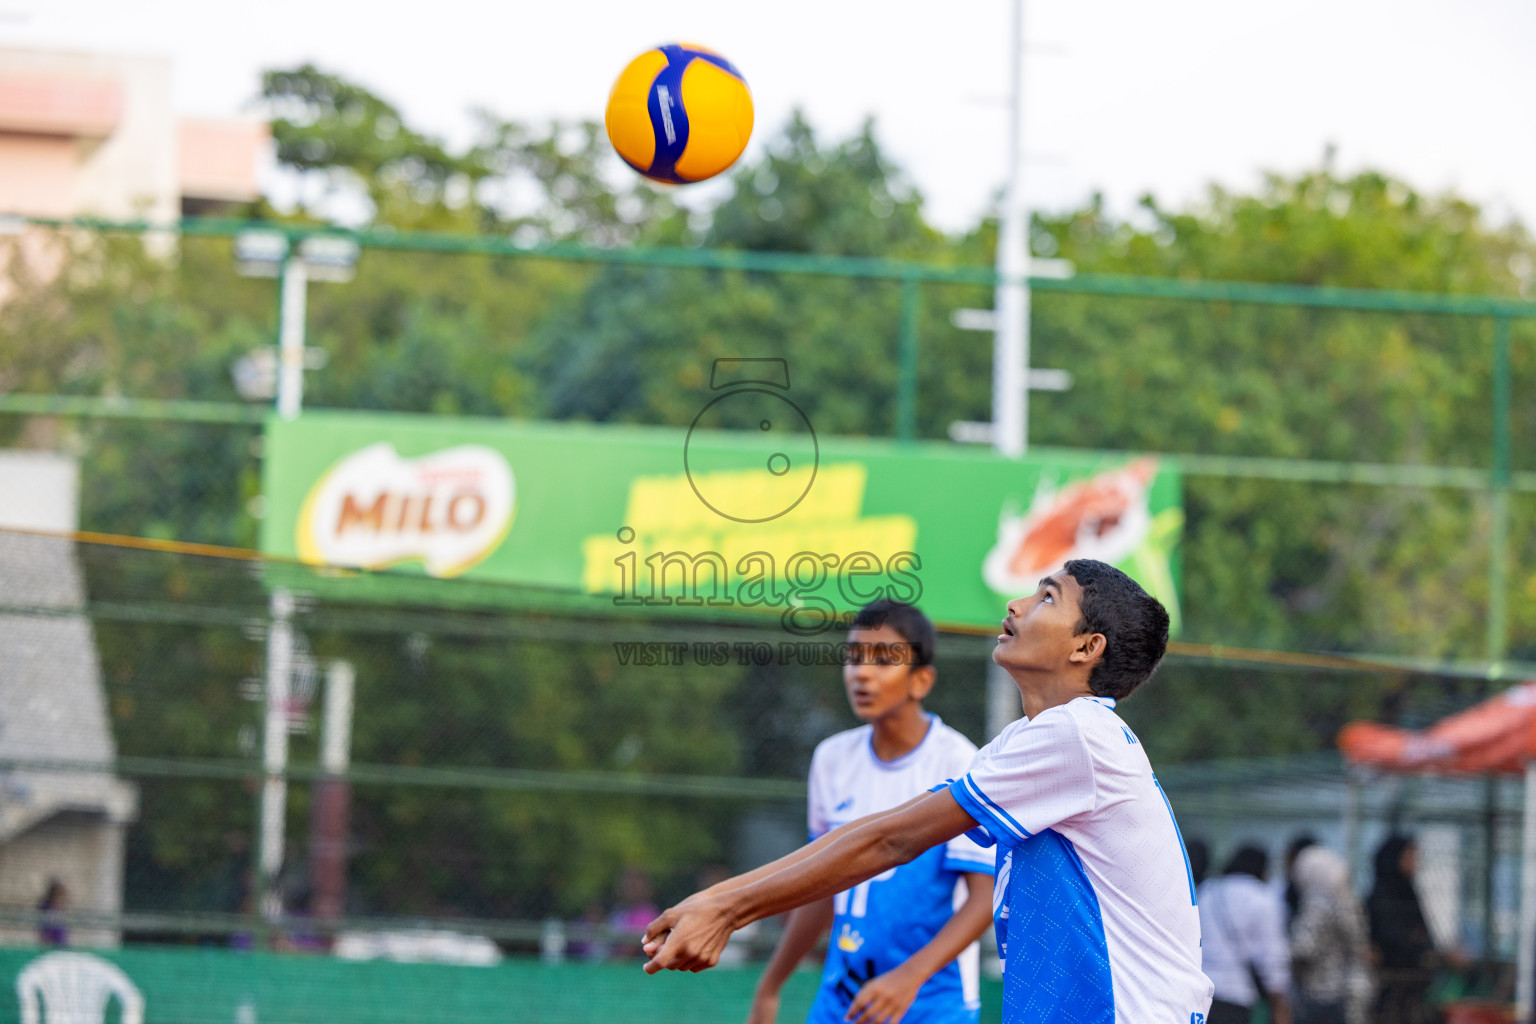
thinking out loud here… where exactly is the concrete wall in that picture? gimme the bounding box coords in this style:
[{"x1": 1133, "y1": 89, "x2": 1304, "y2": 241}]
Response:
[
  {"x1": 0, "y1": 812, "x2": 127, "y2": 948},
  {"x1": 0, "y1": 452, "x2": 136, "y2": 948},
  {"x1": 0, "y1": 450, "x2": 79, "y2": 533}
]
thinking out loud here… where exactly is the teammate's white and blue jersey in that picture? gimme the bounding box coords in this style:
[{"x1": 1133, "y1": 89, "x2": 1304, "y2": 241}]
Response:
[
  {"x1": 944, "y1": 696, "x2": 1214, "y2": 1024},
  {"x1": 806, "y1": 715, "x2": 995, "y2": 1024}
]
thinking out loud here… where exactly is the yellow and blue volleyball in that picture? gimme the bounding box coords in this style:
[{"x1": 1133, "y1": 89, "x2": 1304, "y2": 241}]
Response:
[{"x1": 605, "y1": 44, "x2": 753, "y2": 184}]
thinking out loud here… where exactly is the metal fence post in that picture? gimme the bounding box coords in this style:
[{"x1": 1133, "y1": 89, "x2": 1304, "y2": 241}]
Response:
[
  {"x1": 897, "y1": 276, "x2": 920, "y2": 442},
  {"x1": 1488, "y1": 316, "x2": 1512, "y2": 676},
  {"x1": 311, "y1": 660, "x2": 355, "y2": 921},
  {"x1": 1517, "y1": 759, "x2": 1536, "y2": 1023},
  {"x1": 1343, "y1": 768, "x2": 1362, "y2": 890},
  {"x1": 259, "y1": 588, "x2": 293, "y2": 925}
]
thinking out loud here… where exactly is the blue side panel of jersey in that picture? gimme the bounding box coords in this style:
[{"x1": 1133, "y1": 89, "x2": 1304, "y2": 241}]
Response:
[
  {"x1": 999, "y1": 829, "x2": 1114, "y2": 1024},
  {"x1": 811, "y1": 845, "x2": 968, "y2": 1021}
]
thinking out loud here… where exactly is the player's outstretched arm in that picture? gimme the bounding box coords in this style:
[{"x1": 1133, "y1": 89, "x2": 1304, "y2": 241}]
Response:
[
  {"x1": 844, "y1": 871, "x2": 993, "y2": 1024},
  {"x1": 692, "y1": 794, "x2": 927, "y2": 906},
  {"x1": 643, "y1": 790, "x2": 979, "y2": 975}
]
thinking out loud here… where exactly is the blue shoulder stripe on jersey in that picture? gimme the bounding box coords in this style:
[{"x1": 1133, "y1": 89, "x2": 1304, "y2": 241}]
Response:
[
  {"x1": 644, "y1": 47, "x2": 694, "y2": 182},
  {"x1": 964, "y1": 826, "x2": 997, "y2": 849},
  {"x1": 951, "y1": 774, "x2": 1030, "y2": 843},
  {"x1": 964, "y1": 773, "x2": 1031, "y2": 839},
  {"x1": 936, "y1": 779, "x2": 996, "y2": 847},
  {"x1": 1155, "y1": 777, "x2": 1198, "y2": 906}
]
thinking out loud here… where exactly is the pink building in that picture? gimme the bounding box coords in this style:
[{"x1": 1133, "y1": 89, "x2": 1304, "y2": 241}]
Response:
[{"x1": 0, "y1": 47, "x2": 267, "y2": 221}]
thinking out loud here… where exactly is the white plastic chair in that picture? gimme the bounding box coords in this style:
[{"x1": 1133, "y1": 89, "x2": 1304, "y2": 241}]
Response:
[{"x1": 16, "y1": 952, "x2": 144, "y2": 1024}]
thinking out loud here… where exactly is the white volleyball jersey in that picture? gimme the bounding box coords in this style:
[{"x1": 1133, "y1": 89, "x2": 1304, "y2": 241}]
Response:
[
  {"x1": 946, "y1": 696, "x2": 1213, "y2": 1024},
  {"x1": 807, "y1": 715, "x2": 995, "y2": 1022}
]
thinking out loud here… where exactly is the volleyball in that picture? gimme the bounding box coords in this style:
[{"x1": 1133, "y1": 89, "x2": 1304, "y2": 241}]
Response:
[{"x1": 605, "y1": 44, "x2": 753, "y2": 184}]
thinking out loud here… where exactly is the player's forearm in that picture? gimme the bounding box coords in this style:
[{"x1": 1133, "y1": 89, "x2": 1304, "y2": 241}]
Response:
[
  {"x1": 706, "y1": 798, "x2": 919, "y2": 900},
  {"x1": 755, "y1": 899, "x2": 833, "y2": 993},
  {"x1": 707, "y1": 826, "x2": 851, "y2": 901},
  {"x1": 727, "y1": 817, "x2": 920, "y2": 929},
  {"x1": 889, "y1": 874, "x2": 993, "y2": 985},
  {"x1": 644, "y1": 792, "x2": 977, "y2": 976}
]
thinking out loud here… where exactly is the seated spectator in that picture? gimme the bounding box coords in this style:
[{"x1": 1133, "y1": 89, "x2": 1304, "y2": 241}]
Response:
[
  {"x1": 37, "y1": 879, "x2": 68, "y2": 947},
  {"x1": 608, "y1": 866, "x2": 659, "y2": 961}
]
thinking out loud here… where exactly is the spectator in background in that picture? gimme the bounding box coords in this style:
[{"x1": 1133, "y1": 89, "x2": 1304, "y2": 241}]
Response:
[
  {"x1": 566, "y1": 902, "x2": 610, "y2": 962},
  {"x1": 1188, "y1": 838, "x2": 1211, "y2": 888},
  {"x1": 37, "y1": 879, "x2": 68, "y2": 947},
  {"x1": 608, "y1": 866, "x2": 659, "y2": 960},
  {"x1": 1199, "y1": 844, "x2": 1293, "y2": 1024},
  {"x1": 1367, "y1": 835, "x2": 1435, "y2": 1024},
  {"x1": 1282, "y1": 833, "x2": 1319, "y2": 925},
  {"x1": 1289, "y1": 846, "x2": 1373, "y2": 1024}
]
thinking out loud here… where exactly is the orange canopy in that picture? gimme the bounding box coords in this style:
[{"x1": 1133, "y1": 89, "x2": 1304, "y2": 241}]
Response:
[{"x1": 1338, "y1": 681, "x2": 1536, "y2": 776}]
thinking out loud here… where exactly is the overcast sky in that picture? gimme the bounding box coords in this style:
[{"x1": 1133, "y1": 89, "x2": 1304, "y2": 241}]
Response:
[{"x1": 4, "y1": 0, "x2": 1534, "y2": 234}]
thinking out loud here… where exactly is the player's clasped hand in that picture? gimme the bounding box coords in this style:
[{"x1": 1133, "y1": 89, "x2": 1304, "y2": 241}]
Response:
[
  {"x1": 641, "y1": 894, "x2": 736, "y2": 974},
  {"x1": 843, "y1": 961, "x2": 922, "y2": 1024}
]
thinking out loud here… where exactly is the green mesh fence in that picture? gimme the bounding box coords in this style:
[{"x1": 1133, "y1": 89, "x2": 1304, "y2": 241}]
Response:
[
  {"x1": 2, "y1": 220, "x2": 1535, "y2": 1017},
  {"x1": 0, "y1": 948, "x2": 840, "y2": 1024},
  {"x1": 0, "y1": 530, "x2": 1526, "y2": 998}
]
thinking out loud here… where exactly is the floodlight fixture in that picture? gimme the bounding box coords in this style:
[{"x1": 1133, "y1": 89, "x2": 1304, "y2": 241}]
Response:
[
  {"x1": 298, "y1": 236, "x2": 360, "y2": 282},
  {"x1": 232, "y1": 346, "x2": 329, "y2": 402},
  {"x1": 234, "y1": 230, "x2": 288, "y2": 277}
]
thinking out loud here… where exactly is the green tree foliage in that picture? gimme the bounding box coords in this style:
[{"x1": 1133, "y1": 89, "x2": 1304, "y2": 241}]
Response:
[
  {"x1": 264, "y1": 65, "x2": 482, "y2": 229},
  {"x1": 519, "y1": 114, "x2": 955, "y2": 434},
  {"x1": 707, "y1": 112, "x2": 940, "y2": 258},
  {"x1": 1018, "y1": 175, "x2": 1533, "y2": 664},
  {"x1": 322, "y1": 628, "x2": 748, "y2": 917},
  {"x1": 262, "y1": 64, "x2": 683, "y2": 243}
]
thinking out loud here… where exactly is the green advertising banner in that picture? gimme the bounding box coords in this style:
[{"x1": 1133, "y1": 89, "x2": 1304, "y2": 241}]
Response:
[{"x1": 260, "y1": 410, "x2": 1181, "y2": 633}]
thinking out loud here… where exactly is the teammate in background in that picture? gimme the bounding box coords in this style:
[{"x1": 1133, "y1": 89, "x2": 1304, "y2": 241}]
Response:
[
  {"x1": 747, "y1": 600, "x2": 994, "y2": 1024},
  {"x1": 643, "y1": 559, "x2": 1214, "y2": 1024}
]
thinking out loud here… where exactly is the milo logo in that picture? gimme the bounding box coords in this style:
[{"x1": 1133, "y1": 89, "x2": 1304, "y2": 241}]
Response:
[{"x1": 296, "y1": 442, "x2": 515, "y2": 577}]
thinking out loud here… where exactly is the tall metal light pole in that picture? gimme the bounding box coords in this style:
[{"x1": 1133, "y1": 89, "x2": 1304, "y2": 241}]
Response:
[
  {"x1": 992, "y1": 0, "x2": 1029, "y2": 460},
  {"x1": 259, "y1": 588, "x2": 294, "y2": 922},
  {"x1": 276, "y1": 252, "x2": 309, "y2": 421},
  {"x1": 236, "y1": 231, "x2": 356, "y2": 924},
  {"x1": 986, "y1": 0, "x2": 1031, "y2": 737}
]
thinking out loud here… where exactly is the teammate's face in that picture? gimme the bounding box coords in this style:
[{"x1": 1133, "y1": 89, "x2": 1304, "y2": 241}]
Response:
[
  {"x1": 993, "y1": 572, "x2": 1087, "y2": 671},
  {"x1": 842, "y1": 624, "x2": 934, "y2": 723}
]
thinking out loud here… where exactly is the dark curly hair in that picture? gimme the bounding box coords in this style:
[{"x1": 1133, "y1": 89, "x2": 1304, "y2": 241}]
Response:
[
  {"x1": 1063, "y1": 558, "x2": 1170, "y2": 700},
  {"x1": 850, "y1": 599, "x2": 936, "y2": 668}
]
